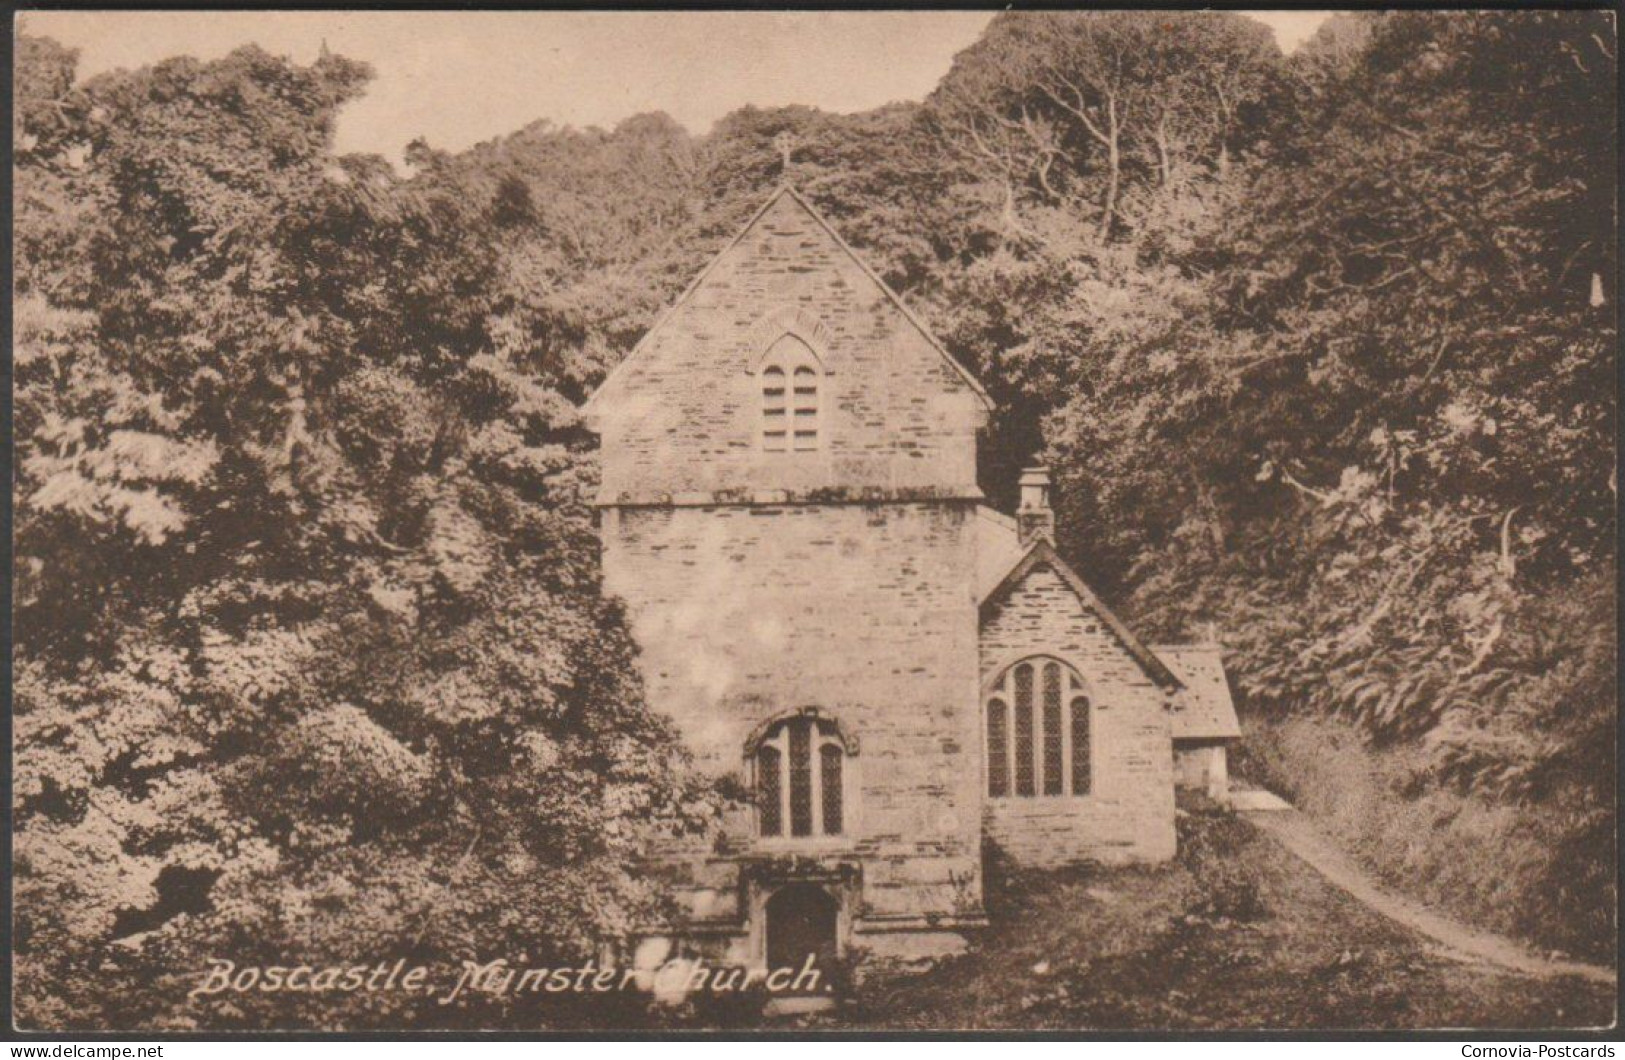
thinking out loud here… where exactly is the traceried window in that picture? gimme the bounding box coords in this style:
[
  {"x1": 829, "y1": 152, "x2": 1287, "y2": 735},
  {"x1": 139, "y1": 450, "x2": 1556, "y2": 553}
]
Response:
[
  {"x1": 1070, "y1": 690, "x2": 1092, "y2": 796},
  {"x1": 1013, "y1": 664, "x2": 1035, "y2": 796},
  {"x1": 754, "y1": 715, "x2": 847, "y2": 838},
  {"x1": 985, "y1": 657, "x2": 1093, "y2": 798},
  {"x1": 760, "y1": 335, "x2": 821, "y2": 452},
  {"x1": 986, "y1": 694, "x2": 1009, "y2": 798},
  {"x1": 757, "y1": 744, "x2": 783, "y2": 835}
]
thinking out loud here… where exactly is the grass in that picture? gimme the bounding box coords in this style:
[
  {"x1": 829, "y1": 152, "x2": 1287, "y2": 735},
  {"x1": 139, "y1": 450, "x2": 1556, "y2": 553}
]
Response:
[
  {"x1": 817, "y1": 807, "x2": 1615, "y2": 1031},
  {"x1": 1235, "y1": 712, "x2": 1616, "y2": 964}
]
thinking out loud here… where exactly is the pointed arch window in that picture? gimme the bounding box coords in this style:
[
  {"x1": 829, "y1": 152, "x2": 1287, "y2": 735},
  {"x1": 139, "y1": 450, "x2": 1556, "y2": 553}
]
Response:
[
  {"x1": 751, "y1": 715, "x2": 849, "y2": 838},
  {"x1": 760, "y1": 334, "x2": 821, "y2": 452},
  {"x1": 986, "y1": 657, "x2": 1093, "y2": 798}
]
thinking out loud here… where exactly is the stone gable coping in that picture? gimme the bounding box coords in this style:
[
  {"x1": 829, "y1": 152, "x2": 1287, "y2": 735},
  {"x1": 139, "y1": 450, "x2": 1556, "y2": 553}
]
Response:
[
  {"x1": 980, "y1": 539, "x2": 1184, "y2": 691},
  {"x1": 581, "y1": 183, "x2": 993, "y2": 426}
]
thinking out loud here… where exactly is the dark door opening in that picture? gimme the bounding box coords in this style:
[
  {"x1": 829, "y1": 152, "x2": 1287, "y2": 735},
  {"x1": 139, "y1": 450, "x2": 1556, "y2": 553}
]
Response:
[{"x1": 764, "y1": 884, "x2": 838, "y2": 995}]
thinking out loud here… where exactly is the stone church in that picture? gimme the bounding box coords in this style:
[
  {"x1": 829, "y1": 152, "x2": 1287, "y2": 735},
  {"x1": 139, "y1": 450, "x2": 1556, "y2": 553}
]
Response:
[{"x1": 582, "y1": 183, "x2": 1239, "y2": 977}]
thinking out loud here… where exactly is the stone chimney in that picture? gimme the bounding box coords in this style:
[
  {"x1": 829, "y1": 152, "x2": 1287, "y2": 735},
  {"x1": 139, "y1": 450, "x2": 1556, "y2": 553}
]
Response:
[{"x1": 1017, "y1": 466, "x2": 1055, "y2": 548}]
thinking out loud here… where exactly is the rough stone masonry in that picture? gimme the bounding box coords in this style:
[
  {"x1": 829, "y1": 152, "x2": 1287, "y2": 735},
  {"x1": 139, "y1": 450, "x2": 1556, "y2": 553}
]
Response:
[{"x1": 583, "y1": 183, "x2": 1239, "y2": 968}]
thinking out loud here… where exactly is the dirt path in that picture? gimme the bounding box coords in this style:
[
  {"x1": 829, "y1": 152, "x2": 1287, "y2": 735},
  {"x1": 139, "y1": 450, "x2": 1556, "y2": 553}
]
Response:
[{"x1": 1240, "y1": 807, "x2": 1617, "y2": 986}]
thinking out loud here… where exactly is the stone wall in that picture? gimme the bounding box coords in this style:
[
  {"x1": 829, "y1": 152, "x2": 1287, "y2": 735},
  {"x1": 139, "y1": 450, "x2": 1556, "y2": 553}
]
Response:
[
  {"x1": 979, "y1": 562, "x2": 1176, "y2": 866},
  {"x1": 602, "y1": 500, "x2": 988, "y2": 944},
  {"x1": 1174, "y1": 741, "x2": 1229, "y2": 799}
]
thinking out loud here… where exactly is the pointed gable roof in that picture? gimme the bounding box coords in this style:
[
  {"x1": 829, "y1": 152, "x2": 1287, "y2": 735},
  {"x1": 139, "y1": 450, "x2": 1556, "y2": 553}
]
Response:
[
  {"x1": 1154, "y1": 645, "x2": 1242, "y2": 740},
  {"x1": 981, "y1": 538, "x2": 1183, "y2": 691},
  {"x1": 582, "y1": 183, "x2": 993, "y2": 422}
]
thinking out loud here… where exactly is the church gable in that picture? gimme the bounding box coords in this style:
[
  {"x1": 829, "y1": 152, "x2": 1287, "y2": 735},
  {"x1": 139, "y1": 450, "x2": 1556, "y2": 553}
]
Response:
[
  {"x1": 585, "y1": 186, "x2": 991, "y2": 506},
  {"x1": 978, "y1": 542, "x2": 1178, "y2": 866},
  {"x1": 980, "y1": 542, "x2": 1181, "y2": 692}
]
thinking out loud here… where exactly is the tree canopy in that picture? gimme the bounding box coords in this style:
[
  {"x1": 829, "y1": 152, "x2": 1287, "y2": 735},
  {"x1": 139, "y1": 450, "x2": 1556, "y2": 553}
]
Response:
[{"x1": 14, "y1": 36, "x2": 717, "y2": 1030}]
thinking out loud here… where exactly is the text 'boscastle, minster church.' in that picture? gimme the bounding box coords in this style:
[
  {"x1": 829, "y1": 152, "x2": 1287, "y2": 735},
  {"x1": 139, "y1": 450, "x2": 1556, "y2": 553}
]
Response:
[{"x1": 582, "y1": 182, "x2": 1241, "y2": 978}]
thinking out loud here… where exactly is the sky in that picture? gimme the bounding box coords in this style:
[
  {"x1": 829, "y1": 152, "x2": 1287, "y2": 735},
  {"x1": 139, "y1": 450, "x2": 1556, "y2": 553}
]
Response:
[{"x1": 23, "y1": 11, "x2": 1335, "y2": 166}]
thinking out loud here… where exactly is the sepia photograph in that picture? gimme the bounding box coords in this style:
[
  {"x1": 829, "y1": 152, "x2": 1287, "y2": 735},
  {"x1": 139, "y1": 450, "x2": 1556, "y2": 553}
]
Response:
[{"x1": 9, "y1": 6, "x2": 1620, "y2": 1038}]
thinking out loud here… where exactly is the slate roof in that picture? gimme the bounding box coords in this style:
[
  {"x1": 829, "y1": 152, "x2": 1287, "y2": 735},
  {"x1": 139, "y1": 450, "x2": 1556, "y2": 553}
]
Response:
[
  {"x1": 1153, "y1": 645, "x2": 1243, "y2": 741},
  {"x1": 974, "y1": 506, "x2": 1027, "y2": 600}
]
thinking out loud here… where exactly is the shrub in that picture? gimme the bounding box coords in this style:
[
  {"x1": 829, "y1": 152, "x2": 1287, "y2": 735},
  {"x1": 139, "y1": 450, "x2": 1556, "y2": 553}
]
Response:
[{"x1": 1178, "y1": 809, "x2": 1267, "y2": 922}]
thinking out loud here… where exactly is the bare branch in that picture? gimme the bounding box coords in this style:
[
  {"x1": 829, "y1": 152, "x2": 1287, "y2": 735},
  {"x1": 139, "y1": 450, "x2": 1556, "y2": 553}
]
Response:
[
  {"x1": 1279, "y1": 466, "x2": 1335, "y2": 506},
  {"x1": 1498, "y1": 506, "x2": 1521, "y2": 579}
]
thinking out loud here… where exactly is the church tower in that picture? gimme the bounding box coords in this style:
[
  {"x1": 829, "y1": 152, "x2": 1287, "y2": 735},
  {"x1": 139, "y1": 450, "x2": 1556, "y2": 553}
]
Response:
[{"x1": 583, "y1": 183, "x2": 995, "y2": 968}]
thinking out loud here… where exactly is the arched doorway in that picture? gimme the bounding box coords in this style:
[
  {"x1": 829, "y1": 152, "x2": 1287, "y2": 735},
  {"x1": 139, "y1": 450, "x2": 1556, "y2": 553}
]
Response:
[{"x1": 764, "y1": 884, "x2": 838, "y2": 992}]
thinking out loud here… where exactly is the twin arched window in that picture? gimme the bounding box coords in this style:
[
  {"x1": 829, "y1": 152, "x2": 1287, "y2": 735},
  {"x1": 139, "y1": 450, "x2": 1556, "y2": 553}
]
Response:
[
  {"x1": 986, "y1": 657, "x2": 1092, "y2": 798},
  {"x1": 760, "y1": 334, "x2": 821, "y2": 452},
  {"x1": 754, "y1": 715, "x2": 846, "y2": 838}
]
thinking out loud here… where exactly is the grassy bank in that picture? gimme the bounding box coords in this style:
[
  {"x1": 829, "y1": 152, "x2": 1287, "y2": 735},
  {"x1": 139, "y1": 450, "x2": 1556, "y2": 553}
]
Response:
[
  {"x1": 824, "y1": 808, "x2": 1612, "y2": 1030},
  {"x1": 1233, "y1": 713, "x2": 1616, "y2": 964}
]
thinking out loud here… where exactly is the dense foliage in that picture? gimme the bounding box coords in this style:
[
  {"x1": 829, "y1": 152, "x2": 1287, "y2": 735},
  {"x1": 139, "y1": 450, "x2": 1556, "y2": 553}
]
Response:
[
  {"x1": 14, "y1": 38, "x2": 716, "y2": 1029},
  {"x1": 1035, "y1": 12, "x2": 1617, "y2": 952},
  {"x1": 14, "y1": 10, "x2": 1616, "y2": 1025}
]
